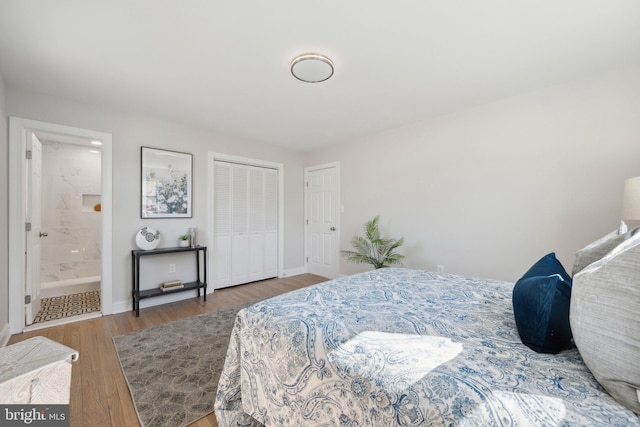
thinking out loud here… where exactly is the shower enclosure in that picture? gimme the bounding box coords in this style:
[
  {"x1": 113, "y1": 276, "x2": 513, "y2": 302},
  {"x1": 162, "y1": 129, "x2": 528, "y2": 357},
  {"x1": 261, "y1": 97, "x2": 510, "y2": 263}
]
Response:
[{"x1": 38, "y1": 139, "x2": 102, "y2": 303}]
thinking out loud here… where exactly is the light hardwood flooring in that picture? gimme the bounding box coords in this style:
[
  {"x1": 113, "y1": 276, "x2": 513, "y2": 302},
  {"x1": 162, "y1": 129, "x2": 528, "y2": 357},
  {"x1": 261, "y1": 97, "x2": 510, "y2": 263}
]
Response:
[{"x1": 8, "y1": 274, "x2": 328, "y2": 427}]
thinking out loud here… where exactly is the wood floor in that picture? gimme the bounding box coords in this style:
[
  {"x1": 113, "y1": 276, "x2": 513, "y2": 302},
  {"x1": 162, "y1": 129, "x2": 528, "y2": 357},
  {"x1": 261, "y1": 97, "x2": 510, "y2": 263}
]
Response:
[{"x1": 8, "y1": 274, "x2": 328, "y2": 427}]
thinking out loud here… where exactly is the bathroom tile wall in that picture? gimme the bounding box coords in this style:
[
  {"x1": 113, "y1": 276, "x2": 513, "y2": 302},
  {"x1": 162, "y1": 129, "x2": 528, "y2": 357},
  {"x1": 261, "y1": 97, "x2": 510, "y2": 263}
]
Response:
[{"x1": 40, "y1": 141, "x2": 101, "y2": 284}]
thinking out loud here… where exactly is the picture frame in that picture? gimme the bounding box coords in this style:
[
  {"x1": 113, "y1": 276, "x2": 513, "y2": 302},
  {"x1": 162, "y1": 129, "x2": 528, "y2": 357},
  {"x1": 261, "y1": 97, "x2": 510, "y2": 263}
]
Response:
[{"x1": 141, "y1": 147, "x2": 192, "y2": 218}]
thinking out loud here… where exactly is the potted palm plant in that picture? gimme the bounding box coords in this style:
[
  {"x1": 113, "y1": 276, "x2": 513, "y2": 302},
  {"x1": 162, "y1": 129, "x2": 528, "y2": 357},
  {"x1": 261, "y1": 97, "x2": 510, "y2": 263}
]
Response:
[{"x1": 340, "y1": 215, "x2": 405, "y2": 269}]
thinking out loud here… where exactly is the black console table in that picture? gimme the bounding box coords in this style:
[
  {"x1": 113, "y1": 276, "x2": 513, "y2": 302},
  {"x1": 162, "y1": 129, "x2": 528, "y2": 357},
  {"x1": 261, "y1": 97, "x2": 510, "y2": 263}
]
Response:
[{"x1": 131, "y1": 246, "x2": 207, "y2": 317}]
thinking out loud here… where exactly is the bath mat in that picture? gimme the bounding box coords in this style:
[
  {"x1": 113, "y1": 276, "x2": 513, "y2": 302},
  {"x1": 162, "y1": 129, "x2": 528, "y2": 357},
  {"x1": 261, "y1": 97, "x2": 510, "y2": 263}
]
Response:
[{"x1": 33, "y1": 290, "x2": 101, "y2": 324}]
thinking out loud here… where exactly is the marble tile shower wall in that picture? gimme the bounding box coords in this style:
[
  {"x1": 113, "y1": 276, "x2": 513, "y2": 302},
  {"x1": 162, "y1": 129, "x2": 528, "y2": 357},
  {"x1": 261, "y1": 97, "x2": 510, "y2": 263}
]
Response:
[{"x1": 40, "y1": 141, "x2": 102, "y2": 284}]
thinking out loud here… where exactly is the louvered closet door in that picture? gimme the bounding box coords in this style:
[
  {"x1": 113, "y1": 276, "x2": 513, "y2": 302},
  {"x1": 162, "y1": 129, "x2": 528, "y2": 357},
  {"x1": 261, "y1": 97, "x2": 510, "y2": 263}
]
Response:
[{"x1": 213, "y1": 161, "x2": 278, "y2": 289}]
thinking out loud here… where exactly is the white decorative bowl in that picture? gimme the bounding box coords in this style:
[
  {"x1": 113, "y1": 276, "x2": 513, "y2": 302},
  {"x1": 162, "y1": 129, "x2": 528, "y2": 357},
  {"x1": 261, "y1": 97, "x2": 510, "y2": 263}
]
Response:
[{"x1": 136, "y1": 227, "x2": 161, "y2": 250}]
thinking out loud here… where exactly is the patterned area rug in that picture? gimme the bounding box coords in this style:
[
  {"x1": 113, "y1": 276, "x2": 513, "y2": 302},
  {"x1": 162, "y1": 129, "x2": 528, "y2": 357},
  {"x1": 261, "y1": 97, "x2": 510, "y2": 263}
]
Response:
[
  {"x1": 113, "y1": 303, "x2": 251, "y2": 427},
  {"x1": 33, "y1": 290, "x2": 101, "y2": 324}
]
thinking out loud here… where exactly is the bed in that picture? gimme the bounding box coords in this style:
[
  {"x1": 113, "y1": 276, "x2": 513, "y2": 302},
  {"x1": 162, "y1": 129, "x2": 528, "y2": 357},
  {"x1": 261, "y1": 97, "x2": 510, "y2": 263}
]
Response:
[{"x1": 214, "y1": 267, "x2": 640, "y2": 426}]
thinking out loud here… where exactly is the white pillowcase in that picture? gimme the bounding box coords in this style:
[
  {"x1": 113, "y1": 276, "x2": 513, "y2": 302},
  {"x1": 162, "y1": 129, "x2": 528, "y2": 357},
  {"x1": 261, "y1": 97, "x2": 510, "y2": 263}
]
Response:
[
  {"x1": 571, "y1": 232, "x2": 640, "y2": 415},
  {"x1": 572, "y1": 223, "x2": 639, "y2": 276}
]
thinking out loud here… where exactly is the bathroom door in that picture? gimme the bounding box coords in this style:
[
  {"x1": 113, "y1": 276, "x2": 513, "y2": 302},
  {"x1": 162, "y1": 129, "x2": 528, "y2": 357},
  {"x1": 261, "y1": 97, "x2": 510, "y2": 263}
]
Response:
[{"x1": 25, "y1": 131, "x2": 43, "y2": 325}]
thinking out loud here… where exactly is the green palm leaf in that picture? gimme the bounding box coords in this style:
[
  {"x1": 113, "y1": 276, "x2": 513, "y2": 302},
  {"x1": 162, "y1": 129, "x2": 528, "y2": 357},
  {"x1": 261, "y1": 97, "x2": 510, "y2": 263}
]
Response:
[{"x1": 340, "y1": 216, "x2": 404, "y2": 269}]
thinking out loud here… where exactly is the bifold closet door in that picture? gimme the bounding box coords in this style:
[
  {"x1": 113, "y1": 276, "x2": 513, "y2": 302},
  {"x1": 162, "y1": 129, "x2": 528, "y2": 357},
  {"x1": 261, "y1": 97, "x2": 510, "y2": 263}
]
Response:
[{"x1": 214, "y1": 161, "x2": 278, "y2": 289}]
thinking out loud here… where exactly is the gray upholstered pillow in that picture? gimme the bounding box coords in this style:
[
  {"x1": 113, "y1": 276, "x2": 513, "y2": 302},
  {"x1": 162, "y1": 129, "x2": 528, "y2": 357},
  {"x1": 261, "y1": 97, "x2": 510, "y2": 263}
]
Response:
[
  {"x1": 572, "y1": 224, "x2": 639, "y2": 276},
  {"x1": 570, "y1": 233, "x2": 640, "y2": 415}
]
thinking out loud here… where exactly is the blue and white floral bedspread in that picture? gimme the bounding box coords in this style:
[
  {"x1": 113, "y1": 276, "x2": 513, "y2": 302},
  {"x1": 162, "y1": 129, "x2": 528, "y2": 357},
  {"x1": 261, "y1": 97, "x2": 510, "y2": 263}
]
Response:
[{"x1": 214, "y1": 268, "x2": 640, "y2": 426}]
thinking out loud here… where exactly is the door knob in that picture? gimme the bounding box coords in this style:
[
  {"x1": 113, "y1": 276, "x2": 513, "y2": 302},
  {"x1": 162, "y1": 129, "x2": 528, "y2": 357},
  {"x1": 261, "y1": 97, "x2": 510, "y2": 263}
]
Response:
[
  {"x1": 39, "y1": 232, "x2": 48, "y2": 237},
  {"x1": 330, "y1": 227, "x2": 336, "y2": 231}
]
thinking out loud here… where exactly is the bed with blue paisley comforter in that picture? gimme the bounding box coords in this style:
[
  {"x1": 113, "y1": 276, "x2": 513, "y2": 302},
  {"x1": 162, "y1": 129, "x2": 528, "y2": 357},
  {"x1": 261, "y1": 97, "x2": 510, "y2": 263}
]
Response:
[{"x1": 214, "y1": 268, "x2": 640, "y2": 426}]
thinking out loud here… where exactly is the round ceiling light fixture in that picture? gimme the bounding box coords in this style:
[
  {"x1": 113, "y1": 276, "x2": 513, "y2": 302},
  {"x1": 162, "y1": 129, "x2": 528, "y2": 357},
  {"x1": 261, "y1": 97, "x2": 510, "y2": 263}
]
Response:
[{"x1": 290, "y1": 53, "x2": 334, "y2": 83}]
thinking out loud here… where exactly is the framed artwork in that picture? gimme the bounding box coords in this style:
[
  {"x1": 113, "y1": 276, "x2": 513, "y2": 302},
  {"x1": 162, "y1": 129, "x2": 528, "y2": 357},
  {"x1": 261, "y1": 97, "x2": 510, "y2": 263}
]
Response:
[{"x1": 141, "y1": 147, "x2": 192, "y2": 218}]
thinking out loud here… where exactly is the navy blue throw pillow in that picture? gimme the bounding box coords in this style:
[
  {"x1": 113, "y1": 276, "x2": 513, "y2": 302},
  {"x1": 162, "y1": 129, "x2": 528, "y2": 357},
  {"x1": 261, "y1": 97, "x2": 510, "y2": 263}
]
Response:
[
  {"x1": 520, "y1": 252, "x2": 572, "y2": 283},
  {"x1": 512, "y1": 253, "x2": 573, "y2": 354}
]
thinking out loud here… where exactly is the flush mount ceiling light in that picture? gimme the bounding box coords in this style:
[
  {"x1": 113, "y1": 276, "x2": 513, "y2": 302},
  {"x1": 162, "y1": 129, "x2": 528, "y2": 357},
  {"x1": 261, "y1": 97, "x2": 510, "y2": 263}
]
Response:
[{"x1": 290, "y1": 53, "x2": 334, "y2": 83}]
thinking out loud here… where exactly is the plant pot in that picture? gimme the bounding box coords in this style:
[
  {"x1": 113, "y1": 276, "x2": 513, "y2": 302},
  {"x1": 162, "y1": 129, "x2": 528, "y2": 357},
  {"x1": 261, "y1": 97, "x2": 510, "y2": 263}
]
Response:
[{"x1": 179, "y1": 240, "x2": 190, "y2": 247}]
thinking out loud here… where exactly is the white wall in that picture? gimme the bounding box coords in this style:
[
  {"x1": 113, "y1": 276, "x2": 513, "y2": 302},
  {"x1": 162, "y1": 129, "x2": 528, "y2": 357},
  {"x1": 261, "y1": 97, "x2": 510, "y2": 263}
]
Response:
[
  {"x1": 307, "y1": 66, "x2": 640, "y2": 281},
  {"x1": 0, "y1": 74, "x2": 9, "y2": 344},
  {"x1": 6, "y1": 88, "x2": 307, "y2": 309}
]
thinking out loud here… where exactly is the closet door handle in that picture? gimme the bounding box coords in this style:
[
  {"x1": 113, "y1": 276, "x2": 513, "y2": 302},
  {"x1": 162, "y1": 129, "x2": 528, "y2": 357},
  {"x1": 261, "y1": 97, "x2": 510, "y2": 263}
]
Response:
[{"x1": 39, "y1": 232, "x2": 49, "y2": 237}]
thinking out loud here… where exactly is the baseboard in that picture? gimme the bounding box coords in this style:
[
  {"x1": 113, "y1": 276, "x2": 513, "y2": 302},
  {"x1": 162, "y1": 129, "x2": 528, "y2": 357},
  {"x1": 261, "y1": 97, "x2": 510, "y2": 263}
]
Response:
[
  {"x1": 0, "y1": 322, "x2": 11, "y2": 347},
  {"x1": 112, "y1": 288, "x2": 214, "y2": 314},
  {"x1": 281, "y1": 266, "x2": 306, "y2": 278}
]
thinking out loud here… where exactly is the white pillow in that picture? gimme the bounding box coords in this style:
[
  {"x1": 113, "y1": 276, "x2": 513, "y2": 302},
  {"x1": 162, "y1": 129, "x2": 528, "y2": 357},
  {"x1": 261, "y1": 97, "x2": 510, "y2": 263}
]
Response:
[
  {"x1": 570, "y1": 232, "x2": 640, "y2": 415},
  {"x1": 572, "y1": 223, "x2": 639, "y2": 276}
]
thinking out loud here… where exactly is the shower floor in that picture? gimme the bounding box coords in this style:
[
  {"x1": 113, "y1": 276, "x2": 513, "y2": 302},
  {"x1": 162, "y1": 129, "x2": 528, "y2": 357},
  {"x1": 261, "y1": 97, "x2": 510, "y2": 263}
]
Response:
[{"x1": 33, "y1": 290, "x2": 101, "y2": 324}]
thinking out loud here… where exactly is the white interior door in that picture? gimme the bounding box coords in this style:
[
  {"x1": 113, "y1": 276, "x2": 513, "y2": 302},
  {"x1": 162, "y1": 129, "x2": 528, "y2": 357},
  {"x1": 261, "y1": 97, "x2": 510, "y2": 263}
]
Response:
[
  {"x1": 214, "y1": 161, "x2": 278, "y2": 288},
  {"x1": 231, "y1": 165, "x2": 249, "y2": 285},
  {"x1": 214, "y1": 162, "x2": 233, "y2": 287},
  {"x1": 248, "y1": 167, "x2": 278, "y2": 282},
  {"x1": 305, "y1": 164, "x2": 340, "y2": 278},
  {"x1": 9, "y1": 117, "x2": 114, "y2": 334},
  {"x1": 25, "y1": 131, "x2": 43, "y2": 325}
]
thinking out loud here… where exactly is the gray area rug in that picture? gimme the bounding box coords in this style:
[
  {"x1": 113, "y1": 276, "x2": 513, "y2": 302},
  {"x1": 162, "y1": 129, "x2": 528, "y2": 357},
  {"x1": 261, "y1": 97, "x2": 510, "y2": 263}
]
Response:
[{"x1": 113, "y1": 303, "x2": 250, "y2": 427}]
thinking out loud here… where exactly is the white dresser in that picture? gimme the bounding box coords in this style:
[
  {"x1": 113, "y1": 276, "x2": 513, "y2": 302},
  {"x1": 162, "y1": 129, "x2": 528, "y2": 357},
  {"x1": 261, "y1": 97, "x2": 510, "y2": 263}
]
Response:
[{"x1": 0, "y1": 336, "x2": 79, "y2": 404}]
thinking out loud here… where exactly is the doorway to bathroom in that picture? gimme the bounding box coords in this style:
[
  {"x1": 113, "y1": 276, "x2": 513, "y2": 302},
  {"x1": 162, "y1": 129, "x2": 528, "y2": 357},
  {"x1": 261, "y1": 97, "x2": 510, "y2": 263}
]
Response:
[
  {"x1": 31, "y1": 133, "x2": 103, "y2": 325},
  {"x1": 9, "y1": 117, "x2": 113, "y2": 334}
]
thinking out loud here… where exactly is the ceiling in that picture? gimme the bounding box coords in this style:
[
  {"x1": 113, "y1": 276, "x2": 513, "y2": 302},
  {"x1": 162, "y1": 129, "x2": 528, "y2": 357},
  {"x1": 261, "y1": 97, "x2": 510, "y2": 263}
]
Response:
[{"x1": 1, "y1": 1, "x2": 639, "y2": 152}]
